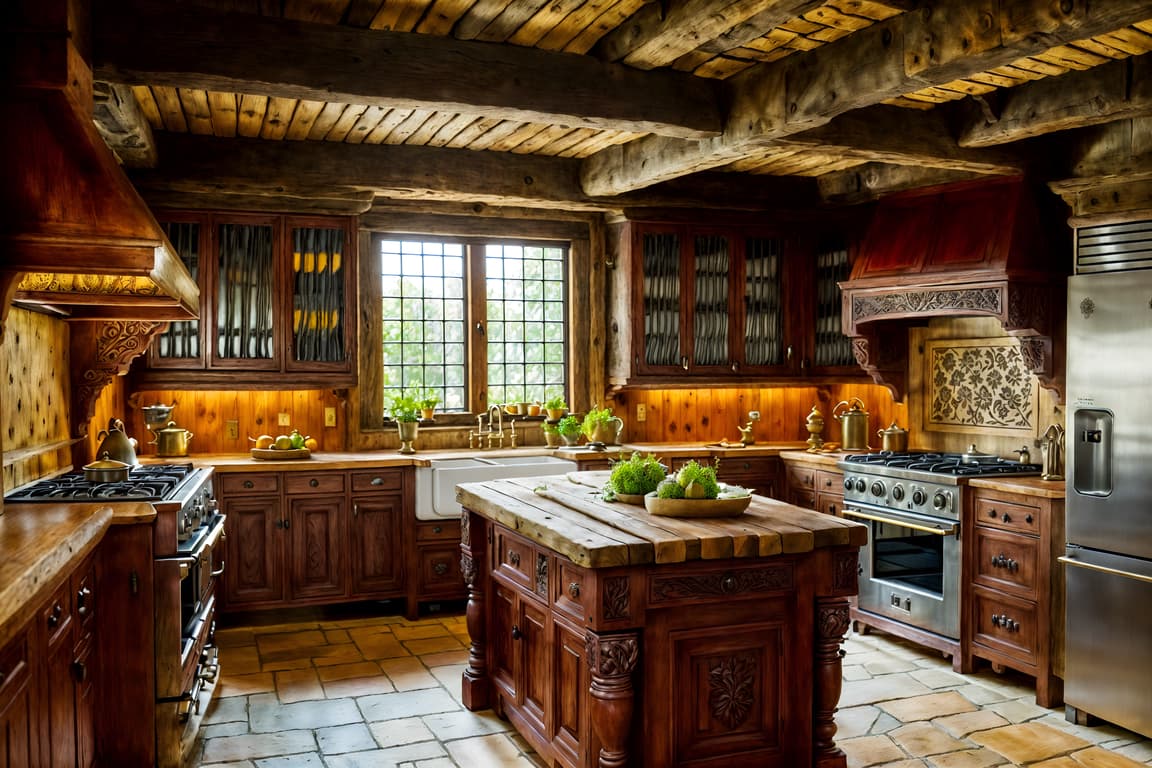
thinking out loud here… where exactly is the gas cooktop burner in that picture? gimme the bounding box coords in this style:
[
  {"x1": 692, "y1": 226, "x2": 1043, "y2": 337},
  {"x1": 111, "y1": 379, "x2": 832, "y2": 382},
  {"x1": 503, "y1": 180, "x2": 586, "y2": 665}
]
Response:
[
  {"x1": 6, "y1": 463, "x2": 196, "y2": 502},
  {"x1": 842, "y1": 451, "x2": 1041, "y2": 477}
]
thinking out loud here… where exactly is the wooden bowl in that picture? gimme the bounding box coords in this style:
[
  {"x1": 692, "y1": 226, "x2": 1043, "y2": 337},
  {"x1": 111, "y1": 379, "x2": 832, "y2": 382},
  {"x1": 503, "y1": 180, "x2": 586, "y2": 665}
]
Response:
[
  {"x1": 251, "y1": 447, "x2": 311, "y2": 460},
  {"x1": 644, "y1": 492, "x2": 751, "y2": 518},
  {"x1": 612, "y1": 492, "x2": 647, "y2": 505}
]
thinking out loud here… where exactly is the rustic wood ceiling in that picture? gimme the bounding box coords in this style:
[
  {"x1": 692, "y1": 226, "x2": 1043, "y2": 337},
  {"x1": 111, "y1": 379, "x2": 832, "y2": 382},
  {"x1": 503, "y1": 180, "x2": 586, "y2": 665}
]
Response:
[{"x1": 90, "y1": 0, "x2": 1152, "y2": 215}]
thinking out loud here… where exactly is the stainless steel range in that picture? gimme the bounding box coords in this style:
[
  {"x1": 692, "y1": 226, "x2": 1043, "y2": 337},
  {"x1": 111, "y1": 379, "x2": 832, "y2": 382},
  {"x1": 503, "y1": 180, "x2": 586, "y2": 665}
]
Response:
[
  {"x1": 838, "y1": 450, "x2": 1040, "y2": 667},
  {"x1": 7, "y1": 463, "x2": 224, "y2": 768}
]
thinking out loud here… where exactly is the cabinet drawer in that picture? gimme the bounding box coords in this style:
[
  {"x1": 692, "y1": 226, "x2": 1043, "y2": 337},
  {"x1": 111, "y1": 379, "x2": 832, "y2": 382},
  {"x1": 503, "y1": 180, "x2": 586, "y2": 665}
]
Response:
[
  {"x1": 219, "y1": 473, "x2": 280, "y2": 495},
  {"x1": 971, "y1": 587, "x2": 1038, "y2": 663},
  {"x1": 42, "y1": 580, "x2": 72, "y2": 648},
  {"x1": 786, "y1": 466, "x2": 815, "y2": 491},
  {"x1": 553, "y1": 559, "x2": 588, "y2": 621},
  {"x1": 284, "y1": 472, "x2": 346, "y2": 495},
  {"x1": 0, "y1": 626, "x2": 29, "y2": 702},
  {"x1": 418, "y1": 547, "x2": 465, "y2": 595},
  {"x1": 791, "y1": 488, "x2": 816, "y2": 510},
  {"x1": 975, "y1": 497, "x2": 1040, "y2": 535},
  {"x1": 417, "y1": 521, "x2": 460, "y2": 543},
  {"x1": 73, "y1": 559, "x2": 97, "y2": 633},
  {"x1": 816, "y1": 470, "x2": 843, "y2": 493},
  {"x1": 351, "y1": 470, "x2": 404, "y2": 492},
  {"x1": 493, "y1": 528, "x2": 536, "y2": 591},
  {"x1": 973, "y1": 527, "x2": 1039, "y2": 598}
]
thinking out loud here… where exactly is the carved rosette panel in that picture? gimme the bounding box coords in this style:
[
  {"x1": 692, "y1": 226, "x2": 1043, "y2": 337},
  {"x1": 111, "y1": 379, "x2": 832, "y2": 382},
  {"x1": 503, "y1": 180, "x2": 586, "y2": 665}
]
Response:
[
  {"x1": 17, "y1": 272, "x2": 165, "y2": 297},
  {"x1": 70, "y1": 320, "x2": 165, "y2": 435},
  {"x1": 586, "y1": 634, "x2": 640, "y2": 678},
  {"x1": 818, "y1": 603, "x2": 851, "y2": 640},
  {"x1": 650, "y1": 566, "x2": 792, "y2": 603},
  {"x1": 459, "y1": 553, "x2": 476, "y2": 586},
  {"x1": 833, "y1": 551, "x2": 858, "y2": 594},
  {"x1": 1005, "y1": 283, "x2": 1049, "y2": 335},
  {"x1": 535, "y1": 553, "x2": 549, "y2": 598},
  {"x1": 709, "y1": 653, "x2": 756, "y2": 730},
  {"x1": 851, "y1": 286, "x2": 1003, "y2": 325},
  {"x1": 603, "y1": 576, "x2": 631, "y2": 620},
  {"x1": 459, "y1": 509, "x2": 471, "y2": 547}
]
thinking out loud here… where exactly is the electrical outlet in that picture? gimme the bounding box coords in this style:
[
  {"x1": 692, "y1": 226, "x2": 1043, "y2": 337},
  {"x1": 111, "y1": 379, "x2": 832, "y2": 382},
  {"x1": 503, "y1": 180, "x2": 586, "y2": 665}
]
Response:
[
  {"x1": 636, "y1": 403, "x2": 647, "y2": 422},
  {"x1": 324, "y1": 407, "x2": 337, "y2": 427},
  {"x1": 225, "y1": 420, "x2": 239, "y2": 440},
  {"x1": 278, "y1": 412, "x2": 291, "y2": 426}
]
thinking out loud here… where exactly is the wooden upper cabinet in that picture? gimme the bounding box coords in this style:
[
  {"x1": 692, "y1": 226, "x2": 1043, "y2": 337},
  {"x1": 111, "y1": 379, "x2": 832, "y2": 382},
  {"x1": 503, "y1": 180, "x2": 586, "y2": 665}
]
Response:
[
  {"x1": 608, "y1": 220, "x2": 858, "y2": 384},
  {"x1": 139, "y1": 211, "x2": 357, "y2": 387}
]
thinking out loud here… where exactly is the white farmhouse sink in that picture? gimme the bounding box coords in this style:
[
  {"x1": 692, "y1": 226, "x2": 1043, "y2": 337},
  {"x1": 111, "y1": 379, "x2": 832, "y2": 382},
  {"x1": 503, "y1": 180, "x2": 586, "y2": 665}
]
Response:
[{"x1": 414, "y1": 455, "x2": 576, "y2": 520}]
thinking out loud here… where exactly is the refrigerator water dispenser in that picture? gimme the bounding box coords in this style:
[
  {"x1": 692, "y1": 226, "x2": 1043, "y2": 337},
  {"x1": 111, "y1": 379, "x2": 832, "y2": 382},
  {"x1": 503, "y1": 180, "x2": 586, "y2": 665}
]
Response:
[{"x1": 1072, "y1": 408, "x2": 1113, "y2": 496}]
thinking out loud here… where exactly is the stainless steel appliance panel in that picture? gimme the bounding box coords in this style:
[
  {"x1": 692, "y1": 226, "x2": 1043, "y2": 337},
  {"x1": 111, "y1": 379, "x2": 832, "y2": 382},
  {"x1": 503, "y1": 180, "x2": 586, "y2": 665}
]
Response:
[
  {"x1": 1062, "y1": 547, "x2": 1152, "y2": 737},
  {"x1": 1067, "y1": 272, "x2": 1152, "y2": 561}
]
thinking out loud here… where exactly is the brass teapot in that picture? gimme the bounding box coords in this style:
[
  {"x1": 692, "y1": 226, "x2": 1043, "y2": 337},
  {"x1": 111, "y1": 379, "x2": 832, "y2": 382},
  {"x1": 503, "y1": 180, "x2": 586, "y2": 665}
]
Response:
[
  {"x1": 95, "y1": 418, "x2": 138, "y2": 465},
  {"x1": 832, "y1": 397, "x2": 870, "y2": 451}
]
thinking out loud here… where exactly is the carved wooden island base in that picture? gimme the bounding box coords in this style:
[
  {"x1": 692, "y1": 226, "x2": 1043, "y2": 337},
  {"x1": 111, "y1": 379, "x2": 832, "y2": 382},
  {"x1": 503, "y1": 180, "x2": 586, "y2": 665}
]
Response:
[{"x1": 458, "y1": 473, "x2": 866, "y2": 768}]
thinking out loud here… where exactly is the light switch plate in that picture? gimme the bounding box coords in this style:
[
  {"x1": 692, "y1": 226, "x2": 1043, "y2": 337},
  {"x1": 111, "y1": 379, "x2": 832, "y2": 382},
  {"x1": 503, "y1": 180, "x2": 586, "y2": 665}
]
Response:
[
  {"x1": 324, "y1": 407, "x2": 337, "y2": 427},
  {"x1": 225, "y1": 420, "x2": 239, "y2": 440},
  {"x1": 636, "y1": 403, "x2": 647, "y2": 422},
  {"x1": 278, "y1": 412, "x2": 291, "y2": 426}
]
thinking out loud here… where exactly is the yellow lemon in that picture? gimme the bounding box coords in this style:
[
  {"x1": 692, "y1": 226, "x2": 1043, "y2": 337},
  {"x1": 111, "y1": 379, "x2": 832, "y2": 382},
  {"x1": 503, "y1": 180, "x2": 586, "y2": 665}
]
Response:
[
  {"x1": 684, "y1": 481, "x2": 707, "y2": 499},
  {"x1": 274, "y1": 435, "x2": 293, "y2": 450},
  {"x1": 304, "y1": 437, "x2": 319, "y2": 452},
  {"x1": 253, "y1": 434, "x2": 274, "y2": 449}
]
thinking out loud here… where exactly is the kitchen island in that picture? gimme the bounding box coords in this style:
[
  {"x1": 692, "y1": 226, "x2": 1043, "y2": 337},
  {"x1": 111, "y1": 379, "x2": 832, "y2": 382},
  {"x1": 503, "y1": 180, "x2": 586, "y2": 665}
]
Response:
[{"x1": 457, "y1": 472, "x2": 867, "y2": 768}]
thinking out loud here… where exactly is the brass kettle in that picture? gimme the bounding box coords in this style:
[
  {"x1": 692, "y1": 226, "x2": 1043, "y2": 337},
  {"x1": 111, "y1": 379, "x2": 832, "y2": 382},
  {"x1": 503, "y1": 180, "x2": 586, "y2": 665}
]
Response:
[
  {"x1": 95, "y1": 418, "x2": 138, "y2": 465},
  {"x1": 832, "y1": 397, "x2": 870, "y2": 451}
]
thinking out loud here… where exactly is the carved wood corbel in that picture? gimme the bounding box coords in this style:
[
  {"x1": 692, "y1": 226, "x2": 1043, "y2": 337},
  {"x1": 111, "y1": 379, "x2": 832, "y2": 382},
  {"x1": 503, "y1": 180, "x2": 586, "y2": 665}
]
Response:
[
  {"x1": 69, "y1": 320, "x2": 167, "y2": 450},
  {"x1": 849, "y1": 329, "x2": 906, "y2": 403}
]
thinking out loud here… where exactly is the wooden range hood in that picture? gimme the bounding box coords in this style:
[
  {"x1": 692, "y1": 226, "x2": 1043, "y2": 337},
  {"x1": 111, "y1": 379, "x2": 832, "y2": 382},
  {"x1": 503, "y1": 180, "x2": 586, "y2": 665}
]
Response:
[
  {"x1": 839, "y1": 176, "x2": 1068, "y2": 403},
  {"x1": 1, "y1": 1, "x2": 198, "y2": 326}
]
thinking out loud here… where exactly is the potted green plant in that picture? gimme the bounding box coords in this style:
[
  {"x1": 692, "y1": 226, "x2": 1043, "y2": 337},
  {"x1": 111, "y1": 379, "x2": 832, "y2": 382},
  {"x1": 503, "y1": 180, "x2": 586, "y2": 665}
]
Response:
[
  {"x1": 541, "y1": 420, "x2": 561, "y2": 448},
  {"x1": 418, "y1": 390, "x2": 440, "y2": 420},
  {"x1": 581, "y1": 404, "x2": 623, "y2": 445},
  {"x1": 389, "y1": 393, "x2": 420, "y2": 454},
  {"x1": 605, "y1": 452, "x2": 666, "y2": 503},
  {"x1": 544, "y1": 395, "x2": 567, "y2": 421},
  {"x1": 556, "y1": 415, "x2": 582, "y2": 446}
]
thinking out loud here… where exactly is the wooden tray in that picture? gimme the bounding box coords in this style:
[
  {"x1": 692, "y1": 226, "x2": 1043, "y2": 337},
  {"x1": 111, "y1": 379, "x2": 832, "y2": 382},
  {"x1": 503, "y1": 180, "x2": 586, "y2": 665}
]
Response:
[
  {"x1": 612, "y1": 492, "x2": 647, "y2": 505},
  {"x1": 250, "y1": 447, "x2": 311, "y2": 460},
  {"x1": 644, "y1": 492, "x2": 751, "y2": 518}
]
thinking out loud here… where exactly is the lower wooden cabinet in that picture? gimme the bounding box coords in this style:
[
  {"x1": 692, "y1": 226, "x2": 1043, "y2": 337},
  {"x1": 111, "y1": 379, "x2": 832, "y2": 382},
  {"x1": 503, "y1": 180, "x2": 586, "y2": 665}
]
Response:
[
  {"x1": 783, "y1": 456, "x2": 843, "y2": 515},
  {"x1": 716, "y1": 455, "x2": 781, "y2": 500},
  {"x1": 961, "y1": 485, "x2": 1064, "y2": 707},
  {"x1": 0, "y1": 627, "x2": 35, "y2": 768},
  {"x1": 412, "y1": 521, "x2": 466, "y2": 605}
]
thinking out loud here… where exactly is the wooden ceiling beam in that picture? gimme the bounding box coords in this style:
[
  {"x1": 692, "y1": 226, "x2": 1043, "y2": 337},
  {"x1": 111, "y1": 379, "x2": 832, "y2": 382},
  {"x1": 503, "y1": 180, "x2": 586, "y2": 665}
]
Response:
[
  {"x1": 92, "y1": 81, "x2": 158, "y2": 168},
  {"x1": 958, "y1": 57, "x2": 1152, "y2": 148},
  {"x1": 581, "y1": 0, "x2": 1152, "y2": 195},
  {"x1": 816, "y1": 163, "x2": 982, "y2": 204},
  {"x1": 92, "y1": 1, "x2": 722, "y2": 140}
]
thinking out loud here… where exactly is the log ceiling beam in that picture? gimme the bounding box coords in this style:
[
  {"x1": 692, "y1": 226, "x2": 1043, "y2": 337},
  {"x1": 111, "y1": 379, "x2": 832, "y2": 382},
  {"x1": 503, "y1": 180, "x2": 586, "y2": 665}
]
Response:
[
  {"x1": 92, "y1": 1, "x2": 722, "y2": 140},
  {"x1": 816, "y1": 164, "x2": 982, "y2": 204},
  {"x1": 92, "y1": 81, "x2": 158, "y2": 168},
  {"x1": 958, "y1": 57, "x2": 1152, "y2": 148},
  {"x1": 129, "y1": 133, "x2": 823, "y2": 213},
  {"x1": 580, "y1": 0, "x2": 1152, "y2": 195}
]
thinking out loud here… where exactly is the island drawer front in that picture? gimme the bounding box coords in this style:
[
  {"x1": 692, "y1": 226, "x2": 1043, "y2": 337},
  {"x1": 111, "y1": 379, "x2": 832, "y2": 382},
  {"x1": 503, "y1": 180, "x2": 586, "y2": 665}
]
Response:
[
  {"x1": 350, "y1": 470, "x2": 403, "y2": 492},
  {"x1": 219, "y1": 473, "x2": 280, "y2": 495},
  {"x1": 816, "y1": 470, "x2": 843, "y2": 492},
  {"x1": 973, "y1": 527, "x2": 1039, "y2": 599},
  {"x1": 553, "y1": 560, "x2": 587, "y2": 621},
  {"x1": 42, "y1": 580, "x2": 73, "y2": 649},
  {"x1": 975, "y1": 497, "x2": 1040, "y2": 535},
  {"x1": 0, "y1": 626, "x2": 29, "y2": 702},
  {"x1": 284, "y1": 472, "x2": 347, "y2": 495},
  {"x1": 417, "y1": 521, "x2": 460, "y2": 543},
  {"x1": 971, "y1": 586, "x2": 1038, "y2": 663},
  {"x1": 493, "y1": 528, "x2": 536, "y2": 590},
  {"x1": 786, "y1": 466, "x2": 815, "y2": 491}
]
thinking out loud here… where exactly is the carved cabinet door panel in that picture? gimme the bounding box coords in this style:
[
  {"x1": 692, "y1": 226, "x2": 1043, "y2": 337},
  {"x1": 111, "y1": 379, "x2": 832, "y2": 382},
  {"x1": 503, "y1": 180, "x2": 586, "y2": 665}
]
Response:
[
  {"x1": 288, "y1": 496, "x2": 348, "y2": 601},
  {"x1": 551, "y1": 618, "x2": 588, "y2": 768},
  {"x1": 348, "y1": 493, "x2": 403, "y2": 595},
  {"x1": 222, "y1": 496, "x2": 284, "y2": 607}
]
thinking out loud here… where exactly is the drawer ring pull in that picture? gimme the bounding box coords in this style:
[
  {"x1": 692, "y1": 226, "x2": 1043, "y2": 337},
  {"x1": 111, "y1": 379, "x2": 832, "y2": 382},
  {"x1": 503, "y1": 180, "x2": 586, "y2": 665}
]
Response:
[
  {"x1": 243, "y1": 480, "x2": 254, "y2": 489},
  {"x1": 508, "y1": 550, "x2": 521, "y2": 567},
  {"x1": 568, "y1": 582, "x2": 581, "y2": 599}
]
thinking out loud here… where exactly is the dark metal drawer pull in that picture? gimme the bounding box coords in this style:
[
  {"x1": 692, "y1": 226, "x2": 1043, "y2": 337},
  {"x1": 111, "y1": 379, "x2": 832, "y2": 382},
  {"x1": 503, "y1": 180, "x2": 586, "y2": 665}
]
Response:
[
  {"x1": 433, "y1": 562, "x2": 449, "y2": 576},
  {"x1": 508, "y1": 550, "x2": 521, "y2": 566},
  {"x1": 568, "y1": 582, "x2": 581, "y2": 599}
]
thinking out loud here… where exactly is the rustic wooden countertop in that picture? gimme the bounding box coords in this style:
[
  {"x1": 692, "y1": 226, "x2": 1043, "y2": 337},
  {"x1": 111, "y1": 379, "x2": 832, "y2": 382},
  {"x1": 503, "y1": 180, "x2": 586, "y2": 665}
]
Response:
[
  {"x1": 778, "y1": 449, "x2": 854, "y2": 467},
  {"x1": 968, "y1": 475, "x2": 1066, "y2": 498},
  {"x1": 456, "y1": 471, "x2": 867, "y2": 569},
  {"x1": 0, "y1": 501, "x2": 155, "y2": 649}
]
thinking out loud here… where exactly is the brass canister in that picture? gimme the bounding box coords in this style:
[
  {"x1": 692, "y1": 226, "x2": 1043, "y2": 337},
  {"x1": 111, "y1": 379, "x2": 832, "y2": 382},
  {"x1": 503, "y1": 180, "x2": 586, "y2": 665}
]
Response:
[
  {"x1": 833, "y1": 397, "x2": 870, "y2": 451},
  {"x1": 877, "y1": 422, "x2": 909, "y2": 453}
]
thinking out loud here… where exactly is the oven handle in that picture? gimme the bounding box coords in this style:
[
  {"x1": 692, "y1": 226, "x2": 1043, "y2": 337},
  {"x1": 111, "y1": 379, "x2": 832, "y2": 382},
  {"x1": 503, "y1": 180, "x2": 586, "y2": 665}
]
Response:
[
  {"x1": 1058, "y1": 555, "x2": 1152, "y2": 584},
  {"x1": 157, "y1": 555, "x2": 198, "y2": 581},
  {"x1": 204, "y1": 518, "x2": 227, "y2": 577},
  {"x1": 842, "y1": 508, "x2": 957, "y2": 536}
]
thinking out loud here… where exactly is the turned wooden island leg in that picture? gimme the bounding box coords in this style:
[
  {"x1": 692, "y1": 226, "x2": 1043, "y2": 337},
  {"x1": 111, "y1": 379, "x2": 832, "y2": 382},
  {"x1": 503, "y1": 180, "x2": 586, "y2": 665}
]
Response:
[
  {"x1": 460, "y1": 510, "x2": 490, "y2": 711},
  {"x1": 587, "y1": 631, "x2": 639, "y2": 768},
  {"x1": 815, "y1": 596, "x2": 851, "y2": 768}
]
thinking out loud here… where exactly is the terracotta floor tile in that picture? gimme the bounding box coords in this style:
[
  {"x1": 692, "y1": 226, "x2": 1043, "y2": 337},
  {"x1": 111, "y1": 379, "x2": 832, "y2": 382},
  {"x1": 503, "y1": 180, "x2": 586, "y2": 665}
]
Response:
[
  {"x1": 260, "y1": 657, "x2": 314, "y2": 673},
  {"x1": 273, "y1": 667, "x2": 325, "y2": 703},
  {"x1": 199, "y1": 730, "x2": 317, "y2": 763},
  {"x1": 367, "y1": 716, "x2": 436, "y2": 748},
  {"x1": 203, "y1": 695, "x2": 249, "y2": 725},
  {"x1": 200, "y1": 722, "x2": 249, "y2": 740},
  {"x1": 865, "y1": 656, "x2": 922, "y2": 675},
  {"x1": 840, "y1": 734, "x2": 910, "y2": 767},
  {"x1": 316, "y1": 722, "x2": 378, "y2": 755},
  {"x1": 219, "y1": 646, "x2": 262, "y2": 675},
  {"x1": 213, "y1": 627, "x2": 256, "y2": 648},
  {"x1": 1066, "y1": 746, "x2": 1152, "y2": 768},
  {"x1": 196, "y1": 760, "x2": 255, "y2": 768},
  {"x1": 926, "y1": 749, "x2": 1012, "y2": 767},
  {"x1": 316, "y1": 661, "x2": 385, "y2": 682},
  {"x1": 890, "y1": 721, "x2": 971, "y2": 757},
  {"x1": 217, "y1": 671, "x2": 275, "y2": 698},
  {"x1": 255, "y1": 629, "x2": 328, "y2": 653},
  {"x1": 836, "y1": 705, "x2": 884, "y2": 739},
  {"x1": 355, "y1": 636, "x2": 412, "y2": 660},
  {"x1": 910, "y1": 668, "x2": 969, "y2": 690},
  {"x1": 422, "y1": 710, "x2": 512, "y2": 741},
  {"x1": 248, "y1": 694, "x2": 362, "y2": 733},
  {"x1": 412, "y1": 758, "x2": 457, "y2": 767},
  {"x1": 262, "y1": 640, "x2": 364, "y2": 666},
  {"x1": 402, "y1": 636, "x2": 466, "y2": 656},
  {"x1": 381, "y1": 657, "x2": 439, "y2": 690},
  {"x1": 880, "y1": 691, "x2": 978, "y2": 723},
  {"x1": 839, "y1": 675, "x2": 935, "y2": 708},
  {"x1": 984, "y1": 697, "x2": 1056, "y2": 724},
  {"x1": 418, "y1": 649, "x2": 469, "y2": 668},
  {"x1": 971, "y1": 722, "x2": 1094, "y2": 764},
  {"x1": 252, "y1": 754, "x2": 326, "y2": 767},
  {"x1": 393, "y1": 623, "x2": 453, "y2": 640}
]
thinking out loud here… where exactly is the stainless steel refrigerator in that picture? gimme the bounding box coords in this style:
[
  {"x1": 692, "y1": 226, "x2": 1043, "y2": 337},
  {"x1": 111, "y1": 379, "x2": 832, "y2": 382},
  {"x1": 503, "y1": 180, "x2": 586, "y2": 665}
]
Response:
[{"x1": 1064, "y1": 267, "x2": 1152, "y2": 738}]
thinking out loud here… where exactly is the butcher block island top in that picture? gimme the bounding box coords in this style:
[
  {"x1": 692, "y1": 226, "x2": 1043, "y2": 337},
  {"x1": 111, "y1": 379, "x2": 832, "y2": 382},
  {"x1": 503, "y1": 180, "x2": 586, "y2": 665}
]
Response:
[
  {"x1": 457, "y1": 471, "x2": 865, "y2": 768},
  {"x1": 456, "y1": 471, "x2": 866, "y2": 567}
]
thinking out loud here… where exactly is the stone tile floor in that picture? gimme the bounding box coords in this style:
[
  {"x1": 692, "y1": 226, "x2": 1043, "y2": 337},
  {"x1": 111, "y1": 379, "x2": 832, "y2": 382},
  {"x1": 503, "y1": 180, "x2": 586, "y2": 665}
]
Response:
[{"x1": 193, "y1": 603, "x2": 1152, "y2": 767}]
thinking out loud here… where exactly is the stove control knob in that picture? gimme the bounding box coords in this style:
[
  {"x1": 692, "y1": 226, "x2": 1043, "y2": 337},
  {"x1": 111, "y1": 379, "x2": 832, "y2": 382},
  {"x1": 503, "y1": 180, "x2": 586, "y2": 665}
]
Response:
[
  {"x1": 843, "y1": 478, "x2": 854, "y2": 492},
  {"x1": 869, "y1": 480, "x2": 885, "y2": 498},
  {"x1": 854, "y1": 478, "x2": 866, "y2": 493},
  {"x1": 891, "y1": 484, "x2": 905, "y2": 502},
  {"x1": 911, "y1": 488, "x2": 927, "y2": 506},
  {"x1": 932, "y1": 491, "x2": 951, "y2": 511}
]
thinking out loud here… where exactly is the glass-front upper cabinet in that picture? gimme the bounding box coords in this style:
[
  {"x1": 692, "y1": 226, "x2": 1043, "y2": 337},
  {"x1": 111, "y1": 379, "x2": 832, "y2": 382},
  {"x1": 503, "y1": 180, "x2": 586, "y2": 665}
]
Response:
[
  {"x1": 638, "y1": 225, "x2": 682, "y2": 372},
  {"x1": 143, "y1": 212, "x2": 356, "y2": 386}
]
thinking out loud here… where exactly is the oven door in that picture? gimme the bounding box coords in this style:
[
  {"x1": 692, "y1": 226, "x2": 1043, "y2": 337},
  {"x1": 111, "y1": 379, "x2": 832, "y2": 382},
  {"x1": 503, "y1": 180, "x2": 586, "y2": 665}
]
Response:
[{"x1": 842, "y1": 503, "x2": 961, "y2": 640}]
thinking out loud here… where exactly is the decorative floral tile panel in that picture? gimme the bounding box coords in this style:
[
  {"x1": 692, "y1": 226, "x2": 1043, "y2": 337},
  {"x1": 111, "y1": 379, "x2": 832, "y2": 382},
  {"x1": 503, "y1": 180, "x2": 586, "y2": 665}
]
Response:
[{"x1": 925, "y1": 338, "x2": 1037, "y2": 434}]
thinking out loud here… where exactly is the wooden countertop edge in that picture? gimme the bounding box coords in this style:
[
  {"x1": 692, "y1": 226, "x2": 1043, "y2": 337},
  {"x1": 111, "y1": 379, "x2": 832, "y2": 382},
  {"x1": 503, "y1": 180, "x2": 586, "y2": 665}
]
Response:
[{"x1": 968, "y1": 476, "x2": 1067, "y2": 498}]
